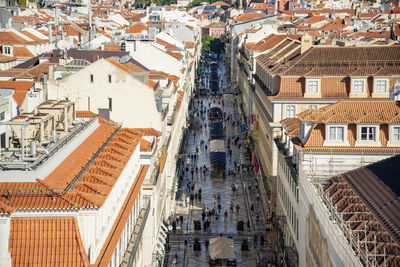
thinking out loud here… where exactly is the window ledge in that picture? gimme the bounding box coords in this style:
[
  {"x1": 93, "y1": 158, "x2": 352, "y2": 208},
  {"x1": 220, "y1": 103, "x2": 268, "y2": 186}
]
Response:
[
  {"x1": 323, "y1": 140, "x2": 350, "y2": 147},
  {"x1": 355, "y1": 141, "x2": 381, "y2": 147},
  {"x1": 371, "y1": 92, "x2": 389, "y2": 98},
  {"x1": 349, "y1": 93, "x2": 368, "y2": 98},
  {"x1": 304, "y1": 93, "x2": 321, "y2": 98},
  {"x1": 386, "y1": 141, "x2": 400, "y2": 147}
]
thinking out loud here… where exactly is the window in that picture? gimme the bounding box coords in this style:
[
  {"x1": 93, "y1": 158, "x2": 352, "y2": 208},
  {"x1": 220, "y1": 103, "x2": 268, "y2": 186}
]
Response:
[
  {"x1": 108, "y1": 97, "x2": 112, "y2": 111},
  {"x1": 90, "y1": 74, "x2": 94, "y2": 83},
  {"x1": 3, "y1": 46, "x2": 11, "y2": 55},
  {"x1": 352, "y1": 79, "x2": 365, "y2": 94},
  {"x1": 393, "y1": 127, "x2": 400, "y2": 141},
  {"x1": 0, "y1": 111, "x2": 5, "y2": 121},
  {"x1": 375, "y1": 79, "x2": 387, "y2": 93},
  {"x1": 87, "y1": 97, "x2": 91, "y2": 110},
  {"x1": 108, "y1": 75, "x2": 112, "y2": 83},
  {"x1": 307, "y1": 80, "x2": 319, "y2": 94},
  {"x1": 361, "y1": 126, "x2": 376, "y2": 141},
  {"x1": 306, "y1": 105, "x2": 318, "y2": 110},
  {"x1": 329, "y1": 126, "x2": 344, "y2": 141},
  {"x1": 286, "y1": 105, "x2": 296, "y2": 118}
]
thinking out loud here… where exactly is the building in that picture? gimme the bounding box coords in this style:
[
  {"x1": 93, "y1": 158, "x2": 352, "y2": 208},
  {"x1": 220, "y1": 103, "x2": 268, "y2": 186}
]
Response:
[
  {"x1": 48, "y1": 57, "x2": 163, "y2": 130},
  {"x1": 300, "y1": 153, "x2": 400, "y2": 266},
  {"x1": 0, "y1": 100, "x2": 165, "y2": 266}
]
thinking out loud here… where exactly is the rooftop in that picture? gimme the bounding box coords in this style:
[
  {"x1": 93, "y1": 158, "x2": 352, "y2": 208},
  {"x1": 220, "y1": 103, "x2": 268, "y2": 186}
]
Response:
[{"x1": 323, "y1": 155, "x2": 400, "y2": 266}]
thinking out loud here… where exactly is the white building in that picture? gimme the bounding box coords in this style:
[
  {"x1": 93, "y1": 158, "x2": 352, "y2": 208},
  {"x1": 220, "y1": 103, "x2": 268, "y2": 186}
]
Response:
[
  {"x1": 48, "y1": 57, "x2": 163, "y2": 131},
  {"x1": 0, "y1": 100, "x2": 164, "y2": 267}
]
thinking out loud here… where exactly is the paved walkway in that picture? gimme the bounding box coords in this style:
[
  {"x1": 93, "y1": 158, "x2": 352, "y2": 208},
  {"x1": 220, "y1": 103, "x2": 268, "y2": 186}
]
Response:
[{"x1": 165, "y1": 54, "x2": 277, "y2": 267}]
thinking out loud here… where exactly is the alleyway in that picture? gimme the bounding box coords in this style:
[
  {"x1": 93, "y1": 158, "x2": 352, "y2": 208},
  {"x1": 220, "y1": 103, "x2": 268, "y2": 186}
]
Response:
[{"x1": 165, "y1": 53, "x2": 277, "y2": 267}]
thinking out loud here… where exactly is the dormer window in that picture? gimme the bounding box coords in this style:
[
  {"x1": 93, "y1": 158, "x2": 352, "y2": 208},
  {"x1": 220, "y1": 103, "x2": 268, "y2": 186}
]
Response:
[
  {"x1": 387, "y1": 124, "x2": 400, "y2": 147},
  {"x1": 356, "y1": 124, "x2": 380, "y2": 146},
  {"x1": 374, "y1": 79, "x2": 388, "y2": 94},
  {"x1": 352, "y1": 79, "x2": 365, "y2": 94},
  {"x1": 360, "y1": 126, "x2": 376, "y2": 141},
  {"x1": 306, "y1": 79, "x2": 320, "y2": 94},
  {"x1": 2, "y1": 46, "x2": 11, "y2": 55},
  {"x1": 324, "y1": 124, "x2": 349, "y2": 146},
  {"x1": 329, "y1": 126, "x2": 344, "y2": 141}
]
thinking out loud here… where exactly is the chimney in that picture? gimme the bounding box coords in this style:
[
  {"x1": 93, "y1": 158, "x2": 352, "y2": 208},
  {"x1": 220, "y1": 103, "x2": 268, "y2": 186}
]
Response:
[
  {"x1": 43, "y1": 72, "x2": 48, "y2": 86},
  {"x1": 300, "y1": 34, "x2": 312, "y2": 54}
]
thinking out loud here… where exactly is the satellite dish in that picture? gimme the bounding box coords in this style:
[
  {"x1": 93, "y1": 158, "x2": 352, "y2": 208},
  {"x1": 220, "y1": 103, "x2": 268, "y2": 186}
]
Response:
[
  {"x1": 120, "y1": 55, "x2": 132, "y2": 63},
  {"x1": 57, "y1": 40, "x2": 68, "y2": 50},
  {"x1": 110, "y1": 56, "x2": 120, "y2": 62}
]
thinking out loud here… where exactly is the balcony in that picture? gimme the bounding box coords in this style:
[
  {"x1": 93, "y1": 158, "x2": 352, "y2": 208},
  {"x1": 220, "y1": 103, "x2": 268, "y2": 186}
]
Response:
[
  {"x1": 275, "y1": 139, "x2": 298, "y2": 184},
  {"x1": 253, "y1": 74, "x2": 273, "y2": 96}
]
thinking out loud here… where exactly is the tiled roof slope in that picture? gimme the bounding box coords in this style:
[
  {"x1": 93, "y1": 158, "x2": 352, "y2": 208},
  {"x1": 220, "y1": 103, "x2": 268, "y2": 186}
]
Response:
[
  {"x1": 94, "y1": 165, "x2": 149, "y2": 266},
  {"x1": 282, "y1": 46, "x2": 400, "y2": 76},
  {"x1": 0, "y1": 124, "x2": 144, "y2": 213},
  {"x1": 324, "y1": 155, "x2": 400, "y2": 266},
  {"x1": 297, "y1": 100, "x2": 400, "y2": 123},
  {"x1": 9, "y1": 217, "x2": 89, "y2": 267},
  {"x1": 298, "y1": 101, "x2": 400, "y2": 151},
  {"x1": 245, "y1": 34, "x2": 302, "y2": 52},
  {"x1": 0, "y1": 81, "x2": 34, "y2": 107}
]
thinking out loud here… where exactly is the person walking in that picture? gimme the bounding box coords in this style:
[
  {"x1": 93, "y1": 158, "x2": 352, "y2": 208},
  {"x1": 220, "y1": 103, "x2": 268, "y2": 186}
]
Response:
[
  {"x1": 224, "y1": 210, "x2": 228, "y2": 222},
  {"x1": 254, "y1": 233, "x2": 258, "y2": 249}
]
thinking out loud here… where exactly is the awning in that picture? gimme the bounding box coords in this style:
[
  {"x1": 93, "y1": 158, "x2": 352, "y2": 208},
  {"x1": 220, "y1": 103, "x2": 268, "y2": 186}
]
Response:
[
  {"x1": 210, "y1": 139, "x2": 225, "y2": 152},
  {"x1": 209, "y1": 237, "x2": 236, "y2": 259},
  {"x1": 210, "y1": 152, "x2": 226, "y2": 165}
]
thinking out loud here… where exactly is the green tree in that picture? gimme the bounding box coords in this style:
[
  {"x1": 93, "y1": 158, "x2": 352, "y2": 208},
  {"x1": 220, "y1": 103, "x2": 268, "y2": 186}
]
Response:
[
  {"x1": 212, "y1": 10, "x2": 221, "y2": 19},
  {"x1": 210, "y1": 37, "x2": 224, "y2": 54},
  {"x1": 201, "y1": 35, "x2": 213, "y2": 52}
]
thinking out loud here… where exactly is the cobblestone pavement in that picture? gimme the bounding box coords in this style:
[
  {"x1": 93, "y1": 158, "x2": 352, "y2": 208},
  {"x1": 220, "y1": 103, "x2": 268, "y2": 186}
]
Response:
[{"x1": 165, "y1": 54, "x2": 277, "y2": 267}]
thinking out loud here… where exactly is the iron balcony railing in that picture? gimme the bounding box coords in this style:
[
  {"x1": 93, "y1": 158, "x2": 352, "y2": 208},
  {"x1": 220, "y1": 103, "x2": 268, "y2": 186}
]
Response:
[{"x1": 126, "y1": 201, "x2": 151, "y2": 266}]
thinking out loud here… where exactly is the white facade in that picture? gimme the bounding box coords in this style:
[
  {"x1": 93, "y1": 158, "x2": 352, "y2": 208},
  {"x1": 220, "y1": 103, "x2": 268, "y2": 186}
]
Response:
[{"x1": 47, "y1": 58, "x2": 162, "y2": 130}]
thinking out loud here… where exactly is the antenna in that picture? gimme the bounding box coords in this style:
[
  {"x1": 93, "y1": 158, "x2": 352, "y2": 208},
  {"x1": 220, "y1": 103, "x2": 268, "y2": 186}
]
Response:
[{"x1": 88, "y1": 0, "x2": 92, "y2": 49}]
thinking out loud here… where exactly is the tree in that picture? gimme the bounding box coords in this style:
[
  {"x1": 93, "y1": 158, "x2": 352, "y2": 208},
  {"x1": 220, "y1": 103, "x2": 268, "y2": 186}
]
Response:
[
  {"x1": 201, "y1": 35, "x2": 213, "y2": 52},
  {"x1": 210, "y1": 36, "x2": 224, "y2": 54},
  {"x1": 212, "y1": 10, "x2": 221, "y2": 19}
]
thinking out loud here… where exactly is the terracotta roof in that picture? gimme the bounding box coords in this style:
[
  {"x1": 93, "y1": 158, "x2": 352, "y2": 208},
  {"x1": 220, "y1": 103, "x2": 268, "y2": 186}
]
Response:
[
  {"x1": 13, "y1": 46, "x2": 34, "y2": 58},
  {"x1": 9, "y1": 217, "x2": 89, "y2": 267},
  {"x1": 323, "y1": 157, "x2": 400, "y2": 266},
  {"x1": 303, "y1": 15, "x2": 327, "y2": 24},
  {"x1": 174, "y1": 91, "x2": 184, "y2": 111},
  {"x1": 0, "y1": 54, "x2": 16, "y2": 63},
  {"x1": 140, "y1": 139, "x2": 152, "y2": 152},
  {"x1": 297, "y1": 101, "x2": 400, "y2": 151},
  {"x1": 297, "y1": 100, "x2": 400, "y2": 124},
  {"x1": 125, "y1": 23, "x2": 148, "y2": 34},
  {"x1": 0, "y1": 31, "x2": 36, "y2": 45},
  {"x1": 184, "y1": 41, "x2": 195, "y2": 49},
  {"x1": 246, "y1": 34, "x2": 302, "y2": 52},
  {"x1": 281, "y1": 117, "x2": 300, "y2": 136},
  {"x1": 168, "y1": 75, "x2": 180, "y2": 81},
  {"x1": 149, "y1": 70, "x2": 169, "y2": 79},
  {"x1": 0, "y1": 81, "x2": 34, "y2": 107},
  {"x1": 208, "y1": 1, "x2": 229, "y2": 6},
  {"x1": 134, "y1": 128, "x2": 162, "y2": 136},
  {"x1": 0, "y1": 126, "x2": 143, "y2": 212},
  {"x1": 94, "y1": 165, "x2": 149, "y2": 266},
  {"x1": 156, "y1": 38, "x2": 180, "y2": 50},
  {"x1": 105, "y1": 57, "x2": 136, "y2": 73},
  {"x1": 166, "y1": 51, "x2": 184, "y2": 60},
  {"x1": 147, "y1": 79, "x2": 157, "y2": 90},
  {"x1": 233, "y1": 13, "x2": 266, "y2": 22},
  {"x1": 281, "y1": 46, "x2": 400, "y2": 76},
  {"x1": 102, "y1": 44, "x2": 120, "y2": 51},
  {"x1": 19, "y1": 30, "x2": 48, "y2": 43}
]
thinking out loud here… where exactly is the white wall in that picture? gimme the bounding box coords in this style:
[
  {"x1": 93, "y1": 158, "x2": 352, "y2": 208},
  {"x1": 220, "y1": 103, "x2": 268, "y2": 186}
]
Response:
[{"x1": 48, "y1": 59, "x2": 162, "y2": 130}]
